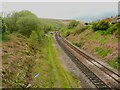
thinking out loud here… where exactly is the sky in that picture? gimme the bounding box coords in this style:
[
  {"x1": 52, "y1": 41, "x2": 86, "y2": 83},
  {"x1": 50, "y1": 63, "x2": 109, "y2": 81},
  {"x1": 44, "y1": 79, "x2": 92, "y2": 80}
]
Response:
[{"x1": 2, "y1": 2, "x2": 118, "y2": 22}]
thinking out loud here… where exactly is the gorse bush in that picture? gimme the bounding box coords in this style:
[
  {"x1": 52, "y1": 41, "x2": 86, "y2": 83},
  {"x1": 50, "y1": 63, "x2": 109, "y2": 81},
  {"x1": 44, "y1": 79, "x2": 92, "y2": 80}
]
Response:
[
  {"x1": 74, "y1": 25, "x2": 89, "y2": 35},
  {"x1": 106, "y1": 23, "x2": 118, "y2": 34},
  {"x1": 68, "y1": 20, "x2": 79, "y2": 29},
  {"x1": 60, "y1": 28, "x2": 73, "y2": 37},
  {"x1": 92, "y1": 20, "x2": 110, "y2": 31}
]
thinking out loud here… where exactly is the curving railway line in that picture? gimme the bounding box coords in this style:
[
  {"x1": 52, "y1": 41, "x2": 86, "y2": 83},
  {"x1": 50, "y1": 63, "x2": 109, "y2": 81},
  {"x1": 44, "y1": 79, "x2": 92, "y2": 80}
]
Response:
[{"x1": 55, "y1": 32, "x2": 119, "y2": 89}]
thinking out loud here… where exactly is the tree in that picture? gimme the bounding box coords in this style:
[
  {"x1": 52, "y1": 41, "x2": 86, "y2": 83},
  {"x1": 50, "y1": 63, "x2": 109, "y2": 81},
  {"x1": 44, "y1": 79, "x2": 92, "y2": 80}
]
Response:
[
  {"x1": 3, "y1": 10, "x2": 37, "y2": 33},
  {"x1": 17, "y1": 16, "x2": 42, "y2": 37}
]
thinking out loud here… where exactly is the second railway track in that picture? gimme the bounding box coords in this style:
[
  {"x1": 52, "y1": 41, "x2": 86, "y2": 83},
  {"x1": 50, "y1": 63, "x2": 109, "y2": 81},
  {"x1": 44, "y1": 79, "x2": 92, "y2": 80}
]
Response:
[{"x1": 55, "y1": 32, "x2": 119, "y2": 89}]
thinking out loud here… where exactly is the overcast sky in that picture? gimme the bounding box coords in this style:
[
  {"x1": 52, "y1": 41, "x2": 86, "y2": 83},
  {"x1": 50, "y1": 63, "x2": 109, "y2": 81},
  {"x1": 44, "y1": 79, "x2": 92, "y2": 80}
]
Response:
[{"x1": 2, "y1": 2, "x2": 118, "y2": 22}]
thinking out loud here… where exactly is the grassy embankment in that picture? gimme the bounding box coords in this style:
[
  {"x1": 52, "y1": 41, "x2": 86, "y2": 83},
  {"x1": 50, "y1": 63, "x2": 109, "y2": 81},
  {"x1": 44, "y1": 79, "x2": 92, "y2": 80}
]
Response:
[
  {"x1": 2, "y1": 33, "x2": 34, "y2": 88},
  {"x1": 60, "y1": 19, "x2": 119, "y2": 69},
  {"x1": 32, "y1": 34, "x2": 80, "y2": 88},
  {"x1": 2, "y1": 33, "x2": 80, "y2": 88},
  {"x1": 68, "y1": 30, "x2": 119, "y2": 69},
  {"x1": 2, "y1": 10, "x2": 80, "y2": 88}
]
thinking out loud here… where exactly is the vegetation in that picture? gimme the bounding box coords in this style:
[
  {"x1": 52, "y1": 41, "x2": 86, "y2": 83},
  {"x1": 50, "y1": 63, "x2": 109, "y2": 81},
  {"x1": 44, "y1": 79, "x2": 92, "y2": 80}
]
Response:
[
  {"x1": 105, "y1": 23, "x2": 119, "y2": 35},
  {"x1": 108, "y1": 56, "x2": 120, "y2": 69},
  {"x1": 60, "y1": 27, "x2": 73, "y2": 37},
  {"x1": 31, "y1": 35, "x2": 80, "y2": 88},
  {"x1": 28, "y1": 31, "x2": 39, "y2": 51},
  {"x1": 74, "y1": 24, "x2": 90, "y2": 35},
  {"x1": 95, "y1": 47, "x2": 112, "y2": 57},
  {"x1": 67, "y1": 20, "x2": 79, "y2": 29},
  {"x1": 2, "y1": 10, "x2": 80, "y2": 88},
  {"x1": 92, "y1": 20, "x2": 110, "y2": 31},
  {"x1": 2, "y1": 33, "x2": 35, "y2": 88},
  {"x1": 60, "y1": 17, "x2": 119, "y2": 69},
  {"x1": 2, "y1": 9, "x2": 119, "y2": 88},
  {"x1": 2, "y1": 10, "x2": 59, "y2": 88}
]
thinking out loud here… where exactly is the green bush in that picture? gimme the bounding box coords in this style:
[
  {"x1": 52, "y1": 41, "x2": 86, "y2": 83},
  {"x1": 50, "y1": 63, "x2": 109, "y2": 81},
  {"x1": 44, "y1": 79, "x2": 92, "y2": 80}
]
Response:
[
  {"x1": 65, "y1": 30, "x2": 72, "y2": 37},
  {"x1": 75, "y1": 42, "x2": 84, "y2": 48},
  {"x1": 28, "y1": 31, "x2": 39, "y2": 51},
  {"x1": 92, "y1": 20, "x2": 110, "y2": 31},
  {"x1": 60, "y1": 28, "x2": 74, "y2": 37},
  {"x1": 2, "y1": 32, "x2": 10, "y2": 42},
  {"x1": 3, "y1": 10, "x2": 37, "y2": 33},
  {"x1": 68, "y1": 20, "x2": 79, "y2": 29},
  {"x1": 92, "y1": 22, "x2": 99, "y2": 31},
  {"x1": 106, "y1": 23, "x2": 118, "y2": 34},
  {"x1": 71, "y1": 40, "x2": 84, "y2": 48},
  {"x1": 74, "y1": 25, "x2": 89, "y2": 35}
]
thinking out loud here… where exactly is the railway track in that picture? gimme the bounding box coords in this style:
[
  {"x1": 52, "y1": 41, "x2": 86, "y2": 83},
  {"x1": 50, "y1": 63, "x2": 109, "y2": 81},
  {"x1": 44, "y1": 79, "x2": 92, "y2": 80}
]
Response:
[{"x1": 55, "y1": 32, "x2": 119, "y2": 89}]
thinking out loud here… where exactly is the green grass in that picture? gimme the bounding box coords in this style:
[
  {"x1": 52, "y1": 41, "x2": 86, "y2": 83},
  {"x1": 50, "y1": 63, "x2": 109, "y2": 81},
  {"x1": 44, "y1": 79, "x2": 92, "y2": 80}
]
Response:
[
  {"x1": 71, "y1": 40, "x2": 84, "y2": 48},
  {"x1": 32, "y1": 34, "x2": 80, "y2": 88},
  {"x1": 95, "y1": 46, "x2": 112, "y2": 57},
  {"x1": 89, "y1": 31, "x2": 109, "y2": 44},
  {"x1": 108, "y1": 56, "x2": 120, "y2": 69},
  {"x1": 2, "y1": 32, "x2": 10, "y2": 42}
]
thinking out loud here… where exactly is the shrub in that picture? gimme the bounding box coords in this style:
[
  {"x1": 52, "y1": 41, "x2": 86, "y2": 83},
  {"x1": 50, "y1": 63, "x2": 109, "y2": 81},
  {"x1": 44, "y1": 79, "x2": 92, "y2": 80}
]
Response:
[
  {"x1": 100, "y1": 23, "x2": 119, "y2": 36},
  {"x1": 75, "y1": 42, "x2": 84, "y2": 48},
  {"x1": 92, "y1": 20, "x2": 110, "y2": 31},
  {"x1": 3, "y1": 10, "x2": 37, "y2": 33},
  {"x1": 74, "y1": 25, "x2": 89, "y2": 35},
  {"x1": 98, "y1": 20, "x2": 110, "y2": 30},
  {"x1": 106, "y1": 23, "x2": 118, "y2": 34},
  {"x1": 68, "y1": 20, "x2": 79, "y2": 29},
  {"x1": 2, "y1": 32, "x2": 10, "y2": 42},
  {"x1": 71, "y1": 40, "x2": 84, "y2": 48},
  {"x1": 64, "y1": 29, "x2": 73, "y2": 37},
  {"x1": 28, "y1": 31, "x2": 39, "y2": 51},
  {"x1": 92, "y1": 22, "x2": 99, "y2": 31},
  {"x1": 60, "y1": 28, "x2": 74, "y2": 37}
]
